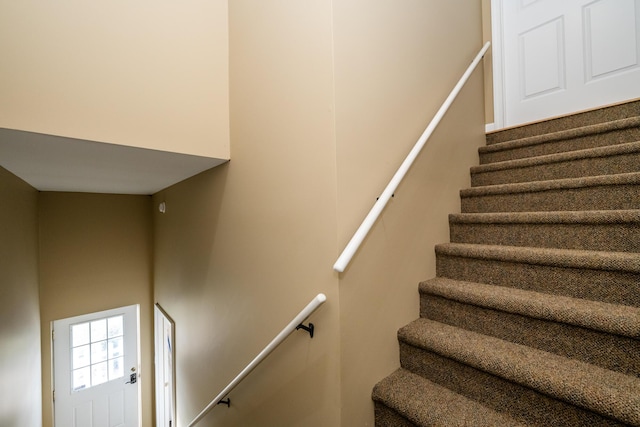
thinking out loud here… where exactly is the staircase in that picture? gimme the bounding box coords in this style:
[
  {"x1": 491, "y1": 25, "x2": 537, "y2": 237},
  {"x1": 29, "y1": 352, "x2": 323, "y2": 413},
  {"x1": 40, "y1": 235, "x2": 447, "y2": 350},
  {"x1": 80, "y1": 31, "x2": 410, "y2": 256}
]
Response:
[{"x1": 372, "y1": 100, "x2": 640, "y2": 426}]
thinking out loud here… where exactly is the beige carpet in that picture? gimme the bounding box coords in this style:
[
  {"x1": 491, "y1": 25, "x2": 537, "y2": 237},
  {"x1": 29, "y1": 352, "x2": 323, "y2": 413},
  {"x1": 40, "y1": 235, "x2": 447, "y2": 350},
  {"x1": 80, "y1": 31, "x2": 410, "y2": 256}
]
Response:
[{"x1": 372, "y1": 99, "x2": 640, "y2": 426}]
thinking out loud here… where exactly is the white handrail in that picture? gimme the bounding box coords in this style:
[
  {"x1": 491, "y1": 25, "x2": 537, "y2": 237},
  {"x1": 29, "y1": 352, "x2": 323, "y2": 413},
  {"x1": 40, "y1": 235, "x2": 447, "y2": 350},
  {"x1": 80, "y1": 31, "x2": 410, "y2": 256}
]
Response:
[
  {"x1": 333, "y1": 41, "x2": 491, "y2": 273},
  {"x1": 187, "y1": 293, "x2": 327, "y2": 426}
]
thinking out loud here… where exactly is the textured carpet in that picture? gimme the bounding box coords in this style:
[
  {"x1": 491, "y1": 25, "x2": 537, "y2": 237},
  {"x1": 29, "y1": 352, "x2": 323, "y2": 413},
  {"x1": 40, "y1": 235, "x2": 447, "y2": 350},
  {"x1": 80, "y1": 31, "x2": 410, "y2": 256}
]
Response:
[{"x1": 372, "y1": 99, "x2": 640, "y2": 426}]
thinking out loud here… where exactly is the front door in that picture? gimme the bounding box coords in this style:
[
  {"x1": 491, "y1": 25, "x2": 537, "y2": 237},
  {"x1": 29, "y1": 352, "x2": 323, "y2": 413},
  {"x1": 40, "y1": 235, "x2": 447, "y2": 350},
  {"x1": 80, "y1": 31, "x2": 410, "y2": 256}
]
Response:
[
  {"x1": 53, "y1": 305, "x2": 140, "y2": 427},
  {"x1": 497, "y1": 0, "x2": 640, "y2": 127}
]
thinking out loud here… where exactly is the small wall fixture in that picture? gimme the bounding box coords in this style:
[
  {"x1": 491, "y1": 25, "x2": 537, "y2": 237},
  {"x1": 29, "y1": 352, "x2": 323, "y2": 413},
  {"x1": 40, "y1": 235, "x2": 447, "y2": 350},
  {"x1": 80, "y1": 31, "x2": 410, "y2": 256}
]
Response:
[{"x1": 159, "y1": 202, "x2": 166, "y2": 213}]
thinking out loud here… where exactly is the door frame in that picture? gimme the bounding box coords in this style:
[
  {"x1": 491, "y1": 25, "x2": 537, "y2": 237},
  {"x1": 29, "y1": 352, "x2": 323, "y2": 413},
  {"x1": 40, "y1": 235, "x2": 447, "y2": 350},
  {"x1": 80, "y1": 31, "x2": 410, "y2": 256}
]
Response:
[
  {"x1": 154, "y1": 303, "x2": 176, "y2": 427},
  {"x1": 490, "y1": 0, "x2": 506, "y2": 130}
]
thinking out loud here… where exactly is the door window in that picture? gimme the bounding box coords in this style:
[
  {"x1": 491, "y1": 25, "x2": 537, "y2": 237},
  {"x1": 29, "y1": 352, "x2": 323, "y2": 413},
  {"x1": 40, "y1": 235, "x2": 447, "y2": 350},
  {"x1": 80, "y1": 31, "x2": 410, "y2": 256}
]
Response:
[{"x1": 70, "y1": 315, "x2": 125, "y2": 391}]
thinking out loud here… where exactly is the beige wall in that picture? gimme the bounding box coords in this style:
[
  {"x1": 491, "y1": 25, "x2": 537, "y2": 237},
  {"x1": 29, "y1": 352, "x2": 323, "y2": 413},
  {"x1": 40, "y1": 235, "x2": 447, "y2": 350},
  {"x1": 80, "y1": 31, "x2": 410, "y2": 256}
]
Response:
[
  {"x1": 0, "y1": 167, "x2": 41, "y2": 427},
  {"x1": 0, "y1": 1, "x2": 229, "y2": 159},
  {"x1": 38, "y1": 193, "x2": 154, "y2": 427},
  {"x1": 333, "y1": 1, "x2": 485, "y2": 425},
  {"x1": 153, "y1": 1, "x2": 341, "y2": 426},
  {"x1": 2, "y1": 2, "x2": 486, "y2": 426},
  {"x1": 154, "y1": 1, "x2": 485, "y2": 426}
]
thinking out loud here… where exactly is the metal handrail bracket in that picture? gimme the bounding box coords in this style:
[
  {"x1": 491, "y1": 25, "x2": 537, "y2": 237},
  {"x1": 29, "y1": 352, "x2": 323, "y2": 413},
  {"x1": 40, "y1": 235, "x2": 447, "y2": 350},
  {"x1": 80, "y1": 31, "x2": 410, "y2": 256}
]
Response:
[
  {"x1": 187, "y1": 293, "x2": 327, "y2": 426},
  {"x1": 333, "y1": 42, "x2": 491, "y2": 273}
]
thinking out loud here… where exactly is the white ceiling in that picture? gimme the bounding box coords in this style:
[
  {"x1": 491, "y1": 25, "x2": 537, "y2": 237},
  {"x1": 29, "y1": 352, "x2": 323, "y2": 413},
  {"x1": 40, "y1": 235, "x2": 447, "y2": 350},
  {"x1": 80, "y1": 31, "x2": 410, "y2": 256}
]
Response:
[{"x1": 0, "y1": 128, "x2": 227, "y2": 195}]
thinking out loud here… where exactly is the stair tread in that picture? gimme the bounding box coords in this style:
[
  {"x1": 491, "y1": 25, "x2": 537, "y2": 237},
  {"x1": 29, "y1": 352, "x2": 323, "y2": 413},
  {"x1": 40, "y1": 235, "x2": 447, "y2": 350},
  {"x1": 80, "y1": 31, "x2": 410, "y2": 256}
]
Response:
[
  {"x1": 372, "y1": 368, "x2": 526, "y2": 427},
  {"x1": 449, "y1": 209, "x2": 640, "y2": 224},
  {"x1": 419, "y1": 277, "x2": 640, "y2": 338},
  {"x1": 435, "y1": 243, "x2": 640, "y2": 273},
  {"x1": 377, "y1": 102, "x2": 640, "y2": 426},
  {"x1": 486, "y1": 98, "x2": 640, "y2": 144},
  {"x1": 472, "y1": 140, "x2": 640, "y2": 174},
  {"x1": 480, "y1": 116, "x2": 640, "y2": 154},
  {"x1": 399, "y1": 318, "x2": 640, "y2": 425},
  {"x1": 461, "y1": 171, "x2": 640, "y2": 197}
]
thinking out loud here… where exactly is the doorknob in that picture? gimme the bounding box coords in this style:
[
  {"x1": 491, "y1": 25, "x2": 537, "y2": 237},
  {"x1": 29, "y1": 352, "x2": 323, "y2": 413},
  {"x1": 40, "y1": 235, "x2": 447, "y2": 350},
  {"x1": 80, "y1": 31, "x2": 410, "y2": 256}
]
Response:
[{"x1": 126, "y1": 373, "x2": 137, "y2": 384}]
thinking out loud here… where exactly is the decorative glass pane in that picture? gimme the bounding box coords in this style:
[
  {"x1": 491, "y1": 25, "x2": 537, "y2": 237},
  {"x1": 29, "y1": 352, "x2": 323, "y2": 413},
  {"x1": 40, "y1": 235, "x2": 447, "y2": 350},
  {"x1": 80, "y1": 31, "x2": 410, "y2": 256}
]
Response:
[
  {"x1": 91, "y1": 319, "x2": 107, "y2": 342},
  {"x1": 71, "y1": 323, "x2": 90, "y2": 347},
  {"x1": 72, "y1": 345, "x2": 91, "y2": 369},
  {"x1": 108, "y1": 337, "x2": 123, "y2": 359},
  {"x1": 73, "y1": 366, "x2": 91, "y2": 391},
  {"x1": 109, "y1": 357, "x2": 124, "y2": 380},
  {"x1": 91, "y1": 340, "x2": 108, "y2": 364},
  {"x1": 91, "y1": 361, "x2": 108, "y2": 386},
  {"x1": 108, "y1": 316, "x2": 123, "y2": 338}
]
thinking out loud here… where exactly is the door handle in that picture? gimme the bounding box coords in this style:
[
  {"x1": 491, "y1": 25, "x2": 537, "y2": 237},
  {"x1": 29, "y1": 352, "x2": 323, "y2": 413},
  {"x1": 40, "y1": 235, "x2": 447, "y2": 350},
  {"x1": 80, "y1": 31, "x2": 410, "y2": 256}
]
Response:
[{"x1": 126, "y1": 373, "x2": 137, "y2": 384}]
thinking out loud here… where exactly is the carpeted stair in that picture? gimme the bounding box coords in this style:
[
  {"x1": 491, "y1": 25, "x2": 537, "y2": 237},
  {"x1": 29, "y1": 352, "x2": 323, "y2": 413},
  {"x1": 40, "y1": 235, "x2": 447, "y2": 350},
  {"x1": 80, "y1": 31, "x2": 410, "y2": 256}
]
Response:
[{"x1": 372, "y1": 99, "x2": 640, "y2": 426}]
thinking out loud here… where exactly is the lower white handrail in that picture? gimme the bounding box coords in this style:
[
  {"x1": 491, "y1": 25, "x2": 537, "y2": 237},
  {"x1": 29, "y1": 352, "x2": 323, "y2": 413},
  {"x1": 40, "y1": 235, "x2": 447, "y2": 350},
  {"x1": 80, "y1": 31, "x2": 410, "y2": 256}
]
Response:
[
  {"x1": 187, "y1": 293, "x2": 327, "y2": 426},
  {"x1": 333, "y1": 41, "x2": 491, "y2": 273}
]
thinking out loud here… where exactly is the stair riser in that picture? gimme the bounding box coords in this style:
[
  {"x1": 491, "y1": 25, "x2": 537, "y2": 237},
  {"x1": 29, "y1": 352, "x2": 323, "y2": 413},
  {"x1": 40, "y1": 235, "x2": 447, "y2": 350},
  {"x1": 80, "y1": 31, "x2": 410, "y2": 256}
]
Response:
[
  {"x1": 435, "y1": 254, "x2": 640, "y2": 307},
  {"x1": 461, "y1": 184, "x2": 640, "y2": 213},
  {"x1": 374, "y1": 403, "x2": 417, "y2": 427},
  {"x1": 399, "y1": 342, "x2": 624, "y2": 426},
  {"x1": 376, "y1": 101, "x2": 640, "y2": 427},
  {"x1": 472, "y1": 151, "x2": 640, "y2": 186},
  {"x1": 480, "y1": 127, "x2": 640, "y2": 164},
  {"x1": 486, "y1": 100, "x2": 640, "y2": 144},
  {"x1": 449, "y1": 221, "x2": 640, "y2": 253},
  {"x1": 419, "y1": 294, "x2": 640, "y2": 377}
]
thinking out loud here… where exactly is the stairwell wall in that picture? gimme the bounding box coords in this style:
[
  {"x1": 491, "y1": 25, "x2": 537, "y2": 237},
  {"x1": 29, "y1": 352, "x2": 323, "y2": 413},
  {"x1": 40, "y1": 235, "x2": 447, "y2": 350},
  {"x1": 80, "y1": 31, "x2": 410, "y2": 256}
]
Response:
[
  {"x1": 332, "y1": 1, "x2": 485, "y2": 425},
  {"x1": 2, "y1": 1, "x2": 485, "y2": 426},
  {"x1": 152, "y1": 1, "x2": 485, "y2": 426},
  {"x1": 38, "y1": 193, "x2": 154, "y2": 427},
  {"x1": 0, "y1": 167, "x2": 41, "y2": 427},
  {"x1": 152, "y1": 1, "x2": 341, "y2": 426}
]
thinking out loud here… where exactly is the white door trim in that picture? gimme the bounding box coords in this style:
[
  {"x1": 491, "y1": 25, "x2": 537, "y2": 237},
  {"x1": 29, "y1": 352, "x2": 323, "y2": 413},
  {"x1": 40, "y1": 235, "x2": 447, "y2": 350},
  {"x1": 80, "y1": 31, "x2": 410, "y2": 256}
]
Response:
[
  {"x1": 154, "y1": 304, "x2": 176, "y2": 427},
  {"x1": 490, "y1": 0, "x2": 506, "y2": 130}
]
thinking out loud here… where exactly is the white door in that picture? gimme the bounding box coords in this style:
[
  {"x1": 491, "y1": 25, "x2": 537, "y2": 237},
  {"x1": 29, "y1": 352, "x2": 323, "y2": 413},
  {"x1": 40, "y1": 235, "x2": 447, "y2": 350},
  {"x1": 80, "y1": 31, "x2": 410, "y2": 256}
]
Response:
[
  {"x1": 53, "y1": 305, "x2": 141, "y2": 427},
  {"x1": 497, "y1": 0, "x2": 640, "y2": 127}
]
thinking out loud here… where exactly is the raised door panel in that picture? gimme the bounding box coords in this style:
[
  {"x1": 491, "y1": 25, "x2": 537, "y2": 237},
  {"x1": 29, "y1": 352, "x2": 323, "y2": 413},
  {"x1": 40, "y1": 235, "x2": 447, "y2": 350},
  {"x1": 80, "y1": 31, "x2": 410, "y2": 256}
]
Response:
[{"x1": 519, "y1": 17, "x2": 566, "y2": 99}]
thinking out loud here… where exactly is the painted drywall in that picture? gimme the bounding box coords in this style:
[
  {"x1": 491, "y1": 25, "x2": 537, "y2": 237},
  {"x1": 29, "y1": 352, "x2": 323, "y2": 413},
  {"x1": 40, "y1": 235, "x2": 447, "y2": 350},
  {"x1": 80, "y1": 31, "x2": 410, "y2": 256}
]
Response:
[
  {"x1": 38, "y1": 193, "x2": 154, "y2": 427},
  {"x1": 333, "y1": 1, "x2": 485, "y2": 425},
  {"x1": 154, "y1": 1, "x2": 485, "y2": 426},
  {"x1": 153, "y1": 1, "x2": 341, "y2": 426},
  {"x1": 1, "y1": 2, "x2": 486, "y2": 426},
  {"x1": 0, "y1": 1, "x2": 229, "y2": 159},
  {"x1": 0, "y1": 167, "x2": 42, "y2": 427}
]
